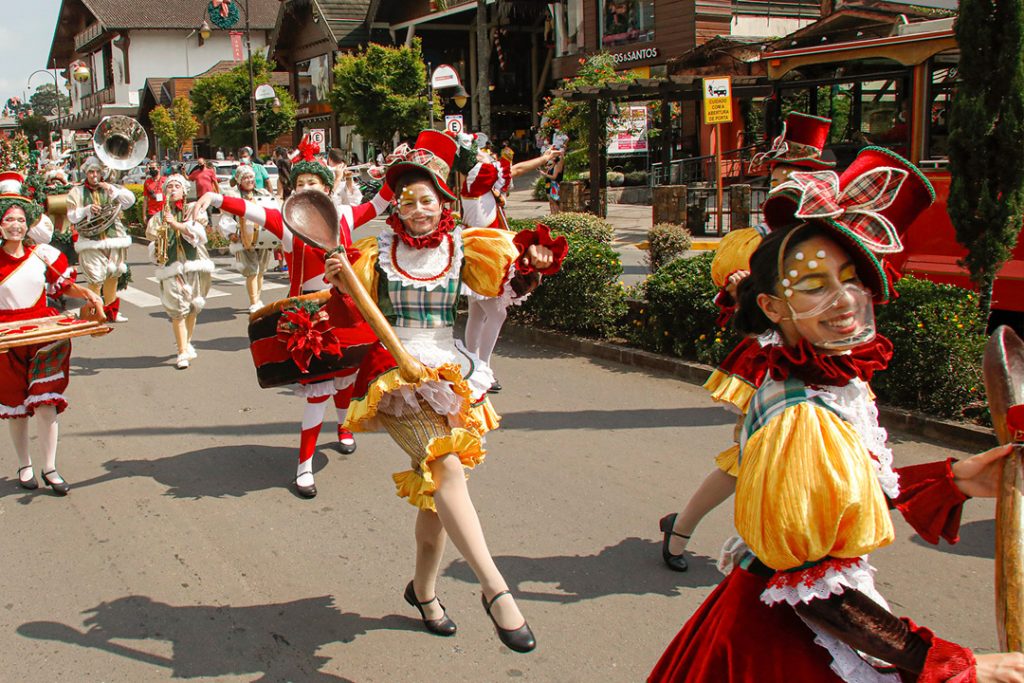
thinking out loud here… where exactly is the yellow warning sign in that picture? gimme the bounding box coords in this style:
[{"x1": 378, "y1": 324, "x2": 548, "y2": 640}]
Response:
[{"x1": 703, "y1": 77, "x2": 733, "y2": 125}]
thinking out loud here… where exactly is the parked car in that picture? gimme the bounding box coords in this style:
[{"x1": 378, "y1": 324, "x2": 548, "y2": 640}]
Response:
[
  {"x1": 122, "y1": 164, "x2": 148, "y2": 186},
  {"x1": 214, "y1": 161, "x2": 239, "y2": 191}
]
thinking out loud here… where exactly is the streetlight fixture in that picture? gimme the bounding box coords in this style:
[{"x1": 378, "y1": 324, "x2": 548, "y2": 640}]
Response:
[
  {"x1": 428, "y1": 64, "x2": 467, "y2": 128},
  {"x1": 27, "y1": 64, "x2": 64, "y2": 154},
  {"x1": 184, "y1": 22, "x2": 212, "y2": 75}
]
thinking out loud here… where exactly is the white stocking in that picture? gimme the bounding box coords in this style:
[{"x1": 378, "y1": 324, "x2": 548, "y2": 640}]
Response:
[
  {"x1": 35, "y1": 405, "x2": 61, "y2": 481},
  {"x1": 9, "y1": 418, "x2": 31, "y2": 479},
  {"x1": 465, "y1": 297, "x2": 508, "y2": 365},
  {"x1": 430, "y1": 453, "x2": 524, "y2": 630}
]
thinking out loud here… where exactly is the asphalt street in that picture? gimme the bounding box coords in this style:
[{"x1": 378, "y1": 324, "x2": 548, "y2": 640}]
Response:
[{"x1": 0, "y1": 229, "x2": 1001, "y2": 682}]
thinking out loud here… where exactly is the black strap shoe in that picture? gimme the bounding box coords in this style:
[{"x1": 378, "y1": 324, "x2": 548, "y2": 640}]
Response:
[
  {"x1": 482, "y1": 590, "x2": 535, "y2": 653},
  {"x1": 41, "y1": 470, "x2": 69, "y2": 496},
  {"x1": 17, "y1": 466, "x2": 37, "y2": 490},
  {"x1": 659, "y1": 513, "x2": 689, "y2": 572},
  {"x1": 294, "y1": 477, "x2": 317, "y2": 499},
  {"x1": 404, "y1": 581, "x2": 457, "y2": 636}
]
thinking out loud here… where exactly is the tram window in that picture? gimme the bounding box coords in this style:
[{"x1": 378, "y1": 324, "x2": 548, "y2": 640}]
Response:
[{"x1": 926, "y1": 52, "x2": 959, "y2": 162}]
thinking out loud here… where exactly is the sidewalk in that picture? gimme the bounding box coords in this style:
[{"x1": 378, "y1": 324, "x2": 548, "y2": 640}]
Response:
[{"x1": 504, "y1": 184, "x2": 720, "y2": 286}]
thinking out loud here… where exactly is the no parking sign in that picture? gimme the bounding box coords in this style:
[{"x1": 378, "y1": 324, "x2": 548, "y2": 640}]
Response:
[
  {"x1": 444, "y1": 115, "x2": 464, "y2": 136},
  {"x1": 309, "y1": 129, "x2": 326, "y2": 148}
]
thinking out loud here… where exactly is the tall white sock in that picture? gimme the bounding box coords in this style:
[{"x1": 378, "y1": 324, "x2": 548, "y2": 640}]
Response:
[
  {"x1": 474, "y1": 298, "x2": 509, "y2": 365},
  {"x1": 36, "y1": 406, "x2": 60, "y2": 480},
  {"x1": 464, "y1": 298, "x2": 486, "y2": 355},
  {"x1": 9, "y1": 418, "x2": 31, "y2": 478}
]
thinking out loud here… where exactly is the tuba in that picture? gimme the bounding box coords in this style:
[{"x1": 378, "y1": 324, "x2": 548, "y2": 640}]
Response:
[{"x1": 75, "y1": 116, "x2": 150, "y2": 238}]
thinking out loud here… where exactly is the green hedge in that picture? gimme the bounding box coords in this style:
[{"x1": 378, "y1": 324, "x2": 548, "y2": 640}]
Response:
[
  {"x1": 637, "y1": 253, "x2": 741, "y2": 365},
  {"x1": 540, "y1": 211, "x2": 615, "y2": 243},
  {"x1": 646, "y1": 223, "x2": 692, "y2": 273},
  {"x1": 532, "y1": 176, "x2": 548, "y2": 201},
  {"x1": 124, "y1": 183, "x2": 146, "y2": 236},
  {"x1": 872, "y1": 276, "x2": 987, "y2": 420},
  {"x1": 505, "y1": 220, "x2": 627, "y2": 336}
]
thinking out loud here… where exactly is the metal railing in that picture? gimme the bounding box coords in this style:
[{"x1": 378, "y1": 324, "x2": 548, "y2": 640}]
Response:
[
  {"x1": 651, "y1": 142, "x2": 770, "y2": 187},
  {"x1": 80, "y1": 88, "x2": 115, "y2": 112}
]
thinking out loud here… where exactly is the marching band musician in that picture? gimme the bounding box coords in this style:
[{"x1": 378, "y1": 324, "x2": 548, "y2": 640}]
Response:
[
  {"x1": 190, "y1": 137, "x2": 394, "y2": 498},
  {"x1": 218, "y1": 165, "x2": 276, "y2": 313},
  {"x1": 65, "y1": 155, "x2": 135, "y2": 323},
  {"x1": 146, "y1": 174, "x2": 214, "y2": 370},
  {"x1": 0, "y1": 172, "x2": 106, "y2": 495}
]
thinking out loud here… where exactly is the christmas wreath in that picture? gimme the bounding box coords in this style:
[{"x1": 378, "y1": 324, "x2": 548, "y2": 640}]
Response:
[{"x1": 208, "y1": 0, "x2": 239, "y2": 29}]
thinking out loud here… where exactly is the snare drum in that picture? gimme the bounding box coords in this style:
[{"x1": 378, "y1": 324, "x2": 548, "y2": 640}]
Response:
[
  {"x1": 247, "y1": 291, "x2": 378, "y2": 388},
  {"x1": 251, "y1": 195, "x2": 282, "y2": 250}
]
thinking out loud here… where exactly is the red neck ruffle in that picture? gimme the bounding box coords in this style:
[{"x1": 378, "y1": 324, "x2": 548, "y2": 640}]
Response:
[
  {"x1": 386, "y1": 208, "x2": 456, "y2": 250},
  {"x1": 765, "y1": 336, "x2": 893, "y2": 387}
]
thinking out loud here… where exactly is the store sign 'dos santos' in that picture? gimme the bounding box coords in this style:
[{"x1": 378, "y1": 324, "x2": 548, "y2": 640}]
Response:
[{"x1": 612, "y1": 47, "x2": 658, "y2": 65}]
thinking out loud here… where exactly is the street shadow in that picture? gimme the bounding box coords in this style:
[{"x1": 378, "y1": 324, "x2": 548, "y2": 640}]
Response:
[
  {"x1": 193, "y1": 335, "x2": 252, "y2": 353},
  {"x1": 909, "y1": 518, "x2": 994, "y2": 559},
  {"x1": 17, "y1": 594, "x2": 421, "y2": 682},
  {"x1": 499, "y1": 407, "x2": 734, "y2": 430},
  {"x1": 443, "y1": 536, "x2": 720, "y2": 603},
  {"x1": 78, "y1": 421, "x2": 299, "y2": 438},
  {"x1": 71, "y1": 355, "x2": 169, "y2": 375},
  {"x1": 146, "y1": 307, "x2": 243, "y2": 324},
  {"x1": 70, "y1": 444, "x2": 337, "y2": 500}
]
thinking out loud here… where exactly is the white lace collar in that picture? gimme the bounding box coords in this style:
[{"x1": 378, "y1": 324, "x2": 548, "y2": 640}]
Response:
[{"x1": 377, "y1": 225, "x2": 464, "y2": 291}]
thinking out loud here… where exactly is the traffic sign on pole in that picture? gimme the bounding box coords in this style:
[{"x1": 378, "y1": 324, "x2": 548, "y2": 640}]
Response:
[
  {"x1": 309, "y1": 129, "x2": 326, "y2": 148},
  {"x1": 444, "y1": 115, "x2": 464, "y2": 136},
  {"x1": 702, "y1": 77, "x2": 733, "y2": 125}
]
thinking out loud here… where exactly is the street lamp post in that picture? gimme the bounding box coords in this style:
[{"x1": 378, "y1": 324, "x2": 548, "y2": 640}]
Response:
[
  {"x1": 184, "y1": 21, "x2": 212, "y2": 76},
  {"x1": 27, "y1": 64, "x2": 64, "y2": 154},
  {"x1": 243, "y1": 0, "x2": 259, "y2": 153}
]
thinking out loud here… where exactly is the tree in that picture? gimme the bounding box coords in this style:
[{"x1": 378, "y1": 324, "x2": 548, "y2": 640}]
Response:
[
  {"x1": 18, "y1": 114, "x2": 51, "y2": 145},
  {"x1": 29, "y1": 84, "x2": 70, "y2": 118},
  {"x1": 947, "y1": 0, "x2": 1024, "y2": 317},
  {"x1": 330, "y1": 39, "x2": 438, "y2": 150},
  {"x1": 190, "y1": 54, "x2": 297, "y2": 151},
  {"x1": 150, "y1": 97, "x2": 201, "y2": 159}
]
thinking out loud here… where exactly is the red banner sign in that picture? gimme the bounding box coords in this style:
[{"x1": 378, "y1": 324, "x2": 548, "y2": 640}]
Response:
[{"x1": 230, "y1": 31, "x2": 244, "y2": 62}]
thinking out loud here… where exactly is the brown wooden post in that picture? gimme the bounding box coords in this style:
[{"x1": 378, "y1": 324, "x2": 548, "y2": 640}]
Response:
[{"x1": 729, "y1": 184, "x2": 752, "y2": 231}]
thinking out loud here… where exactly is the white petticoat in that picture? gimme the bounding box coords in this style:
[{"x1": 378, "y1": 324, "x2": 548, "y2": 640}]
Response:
[{"x1": 376, "y1": 326, "x2": 494, "y2": 424}]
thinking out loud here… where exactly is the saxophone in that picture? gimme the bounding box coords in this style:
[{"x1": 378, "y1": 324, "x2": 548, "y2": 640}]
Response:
[
  {"x1": 154, "y1": 205, "x2": 171, "y2": 266},
  {"x1": 239, "y1": 190, "x2": 260, "y2": 251}
]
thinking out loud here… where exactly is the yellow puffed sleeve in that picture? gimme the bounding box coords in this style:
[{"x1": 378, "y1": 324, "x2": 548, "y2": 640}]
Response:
[
  {"x1": 349, "y1": 236, "x2": 380, "y2": 304},
  {"x1": 710, "y1": 227, "x2": 763, "y2": 289},
  {"x1": 461, "y1": 227, "x2": 520, "y2": 298},
  {"x1": 735, "y1": 401, "x2": 894, "y2": 571}
]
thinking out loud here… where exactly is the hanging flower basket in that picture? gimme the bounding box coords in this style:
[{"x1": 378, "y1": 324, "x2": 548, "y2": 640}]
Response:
[{"x1": 208, "y1": 0, "x2": 239, "y2": 29}]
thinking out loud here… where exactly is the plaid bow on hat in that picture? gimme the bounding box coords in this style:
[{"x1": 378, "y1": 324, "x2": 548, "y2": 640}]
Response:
[
  {"x1": 774, "y1": 167, "x2": 908, "y2": 254},
  {"x1": 367, "y1": 144, "x2": 440, "y2": 180}
]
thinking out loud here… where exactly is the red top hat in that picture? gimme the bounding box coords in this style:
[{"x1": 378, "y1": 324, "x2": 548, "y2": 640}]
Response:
[
  {"x1": 384, "y1": 130, "x2": 458, "y2": 201},
  {"x1": 0, "y1": 171, "x2": 25, "y2": 196},
  {"x1": 750, "y1": 112, "x2": 836, "y2": 172},
  {"x1": 762, "y1": 146, "x2": 935, "y2": 303}
]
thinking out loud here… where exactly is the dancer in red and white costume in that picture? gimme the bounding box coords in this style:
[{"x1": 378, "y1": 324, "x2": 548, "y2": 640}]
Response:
[
  {"x1": 192, "y1": 139, "x2": 393, "y2": 497},
  {"x1": 0, "y1": 173, "x2": 105, "y2": 495},
  {"x1": 459, "y1": 138, "x2": 562, "y2": 392}
]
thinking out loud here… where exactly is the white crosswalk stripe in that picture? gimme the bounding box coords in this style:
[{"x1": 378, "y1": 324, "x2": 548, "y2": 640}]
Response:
[
  {"x1": 117, "y1": 286, "x2": 164, "y2": 309},
  {"x1": 211, "y1": 270, "x2": 286, "y2": 290}
]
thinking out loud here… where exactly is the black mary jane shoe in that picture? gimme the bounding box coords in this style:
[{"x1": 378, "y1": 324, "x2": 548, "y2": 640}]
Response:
[
  {"x1": 41, "y1": 470, "x2": 70, "y2": 496},
  {"x1": 659, "y1": 513, "x2": 689, "y2": 572},
  {"x1": 17, "y1": 466, "x2": 37, "y2": 490},
  {"x1": 403, "y1": 581, "x2": 457, "y2": 636},
  {"x1": 294, "y1": 477, "x2": 317, "y2": 499},
  {"x1": 336, "y1": 429, "x2": 357, "y2": 456},
  {"x1": 488, "y1": 379, "x2": 502, "y2": 394},
  {"x1": 481, "y1": 590, "x2": 536, "y2": 653}
]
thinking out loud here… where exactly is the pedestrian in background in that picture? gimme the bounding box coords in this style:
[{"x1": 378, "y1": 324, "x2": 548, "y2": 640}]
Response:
[
  {"x1": 143, "y1": 161, "x2": 165, "y2": 220},
  {"x1": 239, "y1": 147, "x2": 269, "y2": 191}
]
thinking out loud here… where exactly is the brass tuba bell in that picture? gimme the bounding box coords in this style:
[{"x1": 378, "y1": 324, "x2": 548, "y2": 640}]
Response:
[{"x1": 93, "y1": 116, "x2": 150, "y2": 172}]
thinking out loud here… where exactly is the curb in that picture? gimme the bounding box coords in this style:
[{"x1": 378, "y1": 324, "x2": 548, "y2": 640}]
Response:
[{"x1": 504, "y1": 323, "x2": 996, "y2": 452}]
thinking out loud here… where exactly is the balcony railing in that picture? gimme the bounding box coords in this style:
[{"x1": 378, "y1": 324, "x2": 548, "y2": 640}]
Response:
[
  {"x1": 74, "y1": 22, "x2": 106, "y2": 53},
  {"x1": 80, "y1": 88, "x2": 115, "y2": 112}
]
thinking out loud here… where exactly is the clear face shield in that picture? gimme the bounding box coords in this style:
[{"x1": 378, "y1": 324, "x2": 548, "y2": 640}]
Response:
[
  {"x1": 774, "y1": 232, "x2": 877, "y2": 351},
  {"x1": 0, "y1": 208, "x2": 28, "y2": 241}
]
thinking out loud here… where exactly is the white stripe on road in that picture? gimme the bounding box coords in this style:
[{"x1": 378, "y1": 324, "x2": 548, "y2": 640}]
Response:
[
  {"x1": 143, "y1": 278, "x2": 231, "y2": 299},
  {"x1": 211, "y1": 270, "x2": 285, "y2": 290},
  {"x1": 118, "y1": 286, "x2": 163, "y2": 308}
]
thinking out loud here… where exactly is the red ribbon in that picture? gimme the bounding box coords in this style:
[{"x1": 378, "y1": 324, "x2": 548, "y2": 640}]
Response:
[
  {"x1": 275, "y1": 306, "x2": 342, "y2": 373},
  {"x1": 212, "y1": 0, "x2": 231, "y2": 18}
]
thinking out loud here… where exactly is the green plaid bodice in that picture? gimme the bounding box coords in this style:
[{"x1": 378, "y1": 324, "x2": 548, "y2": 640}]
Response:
[{"x1": 377, "y1": 270, "x2": 462, "y2": 328}]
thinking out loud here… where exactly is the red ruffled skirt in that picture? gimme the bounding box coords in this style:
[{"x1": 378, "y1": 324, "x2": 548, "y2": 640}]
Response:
[{"x1": 649, "y1": 567, "x2": 843, "y2": 683}]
